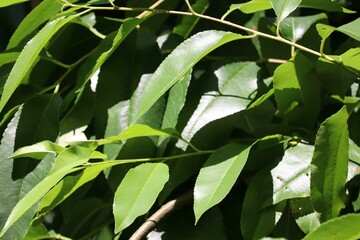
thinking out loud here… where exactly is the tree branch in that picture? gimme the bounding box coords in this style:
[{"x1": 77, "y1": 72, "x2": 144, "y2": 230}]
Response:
[{"x1": 129, "y1": 190, "x2": 193, "y2": 240}]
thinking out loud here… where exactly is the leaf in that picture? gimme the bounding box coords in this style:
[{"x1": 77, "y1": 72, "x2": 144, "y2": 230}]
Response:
[
  {"x1": 241, "y1": 169, "x2": 280, "y2": 240},
  {"x1": 311, "y1": 106, "x2": 349, "y2": 221},
  {"x1": 0, "y1": 146, "x2": 94, "y2": 237},
  {"x1": 269, "y1": 143, "x2": 315, "y2": 205},
  {"x1": 117, "y1": 124, "x2": 174, "y2": 141},
  {"x1": 194, "y1": 143, "x2": 251, "y2": 223},
  {"x1": 173, "y1": 0, "x2": 209, "y2": 38},
  {"x1": 0, "y1": 16, "x2": 75, "y2": 113},
  {"x1": 300, "y1": 0, "x2": 354, "y2": 13},
  {"x1": 280, "y1": 14, "x2": 326, "y2": 42},
  {"x1": 341, "y1": 47, "x2": 360, "y2": 72},
  {"x1": 132, "y1": 30, "x2": 250, "y2": 123},
  {"x1": 113, "y1": 163, "x2": 169, "y2": 233},
  {"x1": 349, "y1": 138, "x2": 360, "y2": 165},
  {"x1": 337, "y1": 18, "x2": 360, "y2": 42},
  {"x1": 270, "y1": 0, "x2": 302, "y2": 25},
  {"x1": 0, "y1": 52, "x2": 19, "y2": 67},
  {"x1": 7, "y1": 0, "x2": 78, "y2": 49},
  {"x1": 296, "y1": 212, "x2": 321, "y2": 234},
  {"x1": 38, "y1": 161, "x2": 117, "y2": 214},
  {"x1": 177, "y1": 62, "x2": 260, "y2": 150},
  {"x1": 75, "y1": 17, "x2": 142, "y2": 92},
  {"x1": 0, "y1": 0, "x2": 29, "y2": 8},
  {"x1": 11, "y1": 141, "x2": 65, "y2": 159},
  {"x1": 303, "y1": 214, "x2": 360, "y2": 240},
  {"x1": 223, "y1": 0, "x2": 272, "y2": 17},
  {"x1": 274, "y1": 53, "x2": 321, "y2": 127}
]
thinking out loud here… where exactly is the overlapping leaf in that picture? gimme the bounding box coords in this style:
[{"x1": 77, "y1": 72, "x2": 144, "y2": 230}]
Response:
[
  {"x1": 132, "y1": 30, "x2": 250, "y2": 123},
  {"x1": 271, "y1": 0, "x2": 302, "y2": 26}
]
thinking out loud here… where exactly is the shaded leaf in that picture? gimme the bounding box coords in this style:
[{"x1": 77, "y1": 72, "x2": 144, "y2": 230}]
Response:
[
  {"x1": 0, "y1": 16, "x2": 75, "y2": 113},
  {"x1": 349, "y1": 138, "x2": 360, "y2": 165},
  {"x1": 311, "y1": 106, "x2": 349, "y2": 221},
  {"x1": 303, "y1": 214, "x2": 360, "y2": 240},
  {"x1": 113, "y1": 163, "x2": 169, "y2": 233},
  {"x1": 194, "y1": 143, "x2": 251, "y2": 223},
  {"x1": 132, "y1": 30, "x2": 250, "y2": 123}
]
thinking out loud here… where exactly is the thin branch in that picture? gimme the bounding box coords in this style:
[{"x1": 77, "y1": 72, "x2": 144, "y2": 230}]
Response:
[
  {"x1": 136, "y1": 0, "x2": 166, "y2": 19},
  {"x1": 129, "y1": 190, "x2": 193, "y2": 240}
]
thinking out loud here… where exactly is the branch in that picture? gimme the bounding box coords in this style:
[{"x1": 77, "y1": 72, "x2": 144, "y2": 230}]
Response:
[{"x1": 129, "y1": 190, "x2": 193, "y2": 240}]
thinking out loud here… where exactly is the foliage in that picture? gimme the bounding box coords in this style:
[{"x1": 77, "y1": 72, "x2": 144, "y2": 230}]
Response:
[{"x1": 0, "y1": 0, "x2": 360, "y2": 239}]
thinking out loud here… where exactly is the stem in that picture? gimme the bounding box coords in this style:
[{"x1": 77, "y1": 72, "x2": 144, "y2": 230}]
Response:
[
  {"x1": 129, "y1": 190, "x2": 193, "y2": 240},
  {"x1": 136, "y1": 0, "x2": 166, "y2": 19}
]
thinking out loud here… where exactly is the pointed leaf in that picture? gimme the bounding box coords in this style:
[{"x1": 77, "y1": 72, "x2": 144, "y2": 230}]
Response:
[
  {"x1": 223, "y1": 0, "x2": 272, "y2": 16},
  {"x1": 0, "y1": 16, "x2": 75, "y2": 113},
  {"x1": 132, "y1": 30, "x2": 249, "y2": 123},
  {"x1": 113, "y1": 163, "x2": 169, "y2": 233},
  {"x1": 117, "y1": 124, "x2": 174, "y2": 141},
  {"x1": 0, "y1": 146, "x2": 94, "y2": 237},
  {"x1": 337, "y1": 18, "x2": 360, "y2": 42},
  {"x1": 311, "y1": 106, "x2": 349, "y2": 221},
  {"x1": 0, "y1": 52, "x2": 19, "y2": 67},
  {"x1": 270, "y1": 143, "x2": 315, "y2": 205},
  {"x1": 11, "y1": 141, "x2": 65, "y2": 159},
  {"x1": 341, "y1": 47, "x2": 360, "y2": 72},
  {"x1": 271, "y1": 0, "x2": 302, "y2": 25},
  {"x1": 177, "y1": 62, "x2": 260, "y2": 149},
  {"x1": 303, "y1": 214, "x2": 360, "y2": 240},
  {"x1": 194, "y1": 143, "x2": 250, "y2": 223},
  {"x1": 0, "y1": 0, "x2": 29, "y2": 8},
  {"x1": 7, "y1": 0, "x2": 78, "y2": 49}
]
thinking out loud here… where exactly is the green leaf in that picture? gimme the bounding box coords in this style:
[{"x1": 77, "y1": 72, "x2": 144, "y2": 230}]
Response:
[
  {"x1": 349, "y1": 138, "x2": 360, "y2": 165},
  {"x1": 194, "y1": 143, "x2": 251, "y2": 223},
  {"x1": 241, "y1": 169, "x2": 280, "y2": 240},
  {"x1": 0, "y1": 16, "x2": 75, "y2": 113},
  {"x1": 0, "y1": 52, "x2": 19, "y2": 67},
  {"x1": 173, "y1": 0, "x2": 209, "y2": 38},
  {"x1": 341, "y1": 47, "x2": 360, "y2": 73},
  {"x1": 132, "y1": 30, "x2": 250, "y2": 123},
  {"x1": 11, "y1": 141, "x2": 65, "y2": 159},
  {"x1": 280, "y1": 14, "x2": 326, "y2": 42},
  {"x1": 270, "y1": 0, "x2": 302, "y2": 26},
  {"x1": 0, "y1": 145, "x2": 94, "y2": 237},
  {"x1": 0, "y1": 0, "x2": 29, "y2": 8},
  {"x1": 223, "y1": 0, "x2": 272, "y2": 17},
  {"x1": 296, "y1": 212, "x2": 321, "y2": 234},
  {"x1": 177, "y1": 62, "x2": 260, "y2": 150},
  {"x1": 113, "y1": 163, "x2": 169, "y2": 233},
  {"x1": 311, "y1": 106, "x2": 349, "y2": 221},
  {"x1": 7, "y1": 0, "x2": 78, "y2": 49},
  {"x1": 303, "y1": 214, "x2": 360, "y2": 240},
  {"x1": 38, "y1": 161, "x2": 117, "y2": 214},
  {"x1": 300, "y1": 0, "x2": 354, "y2": 13},
  {"x1": 274, "y1": 53, "x2": 321, "y2": 127},
  {"x1": 117, "y1": 124, "x2": 174, "y2": 141},
  {"x1": 270, "y1": 143, "x2": 315, "y2": 205},
  {"x1": 337, "y1": 18, "x2": 360, "y2": 42}
]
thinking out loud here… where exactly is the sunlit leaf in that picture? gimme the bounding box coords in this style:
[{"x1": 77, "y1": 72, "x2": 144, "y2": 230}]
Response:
[
  {"x1": 270, "y1": 0, "x2": 302, "y2": 26},
  {"x1": 341, "y1": 47, "x2": 360, "y2": 73},
  {"x1": 311, "y1": 106, "x2": 349, "y2": 221},
  {"x1": 0, "y1": 0, "x2": 29, "y2": 8},
  {"x1": 303, "y1": 214, "x2": 360, "y2": 240},
  {"x1": 132, "y1": 30, "x2": 250, "y2": 123},
  {"x1": 11, "y1": 141, "x2": 65, "y2": 159},
  {"x1": 177, "y1": 62, "x2": 260, "y2": 150},
  {"x1": 113, "y1": 163, "x2": 169, "y2": 233},
  {"x1": 194, "y1": 143, "x2": 251, "y2": 223},
  {"x1": 337, "y1": 18, "x2": 360, "y2": 42}
]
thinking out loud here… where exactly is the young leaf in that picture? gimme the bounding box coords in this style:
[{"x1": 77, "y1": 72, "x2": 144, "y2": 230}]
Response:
[
  {"x1": 7, "y1": 0, "x2": 78, "y2": 49},
  {"x1": 303, "y1": 214, "x2": 360, "y2": 240},
  {"x1": 270, "y1": 0, "x2": 302, "y2": 26},
  {"x1": 132, "y1": 30, "x2": 250, "y2": 123},
  {"x1": 117, "y1": 124, "x2": 174, "y2": 142},
  {"x1": 0, "y1": 16, "x2": 76, "y2": 113},
  {"x1": 113, "y1": 163, "x2": 169, "y2": 233},
  {"x1": 341, "y1": 47, "x2": 360, "y2": 72},
  {"x1": 177, "y1": 62, "x2": 260, "y2": 150},
  {"x1": 270, "y1": 143, "x2": 314, "y2": 205},
  {"x1": 311, "y1": 106, "x2": 349, "y2": 221},
  {"x1": 223, "y1": 0, "x2": 272, "y2": 17},
  {"x1": 194, "y1": 143, "x2": 251, "y2": 223},
  {"x1": 0, "y1": 146, "x2": 94, "y2": 238}
]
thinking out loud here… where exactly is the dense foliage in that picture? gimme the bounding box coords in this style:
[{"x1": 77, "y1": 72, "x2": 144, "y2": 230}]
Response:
[{"x1": 0, "y1": 0, "x2": 360, "y2": 239}]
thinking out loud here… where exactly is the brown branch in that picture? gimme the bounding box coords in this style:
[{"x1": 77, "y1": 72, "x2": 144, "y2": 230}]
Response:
[{"x1": 129, "y1": 190, "x2": 193, "y2": 240}]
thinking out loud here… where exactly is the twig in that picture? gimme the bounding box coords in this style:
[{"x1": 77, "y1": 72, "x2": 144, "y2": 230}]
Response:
[{"x1": 129, "y1": 190, "x2": 193, "y2": 240}]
